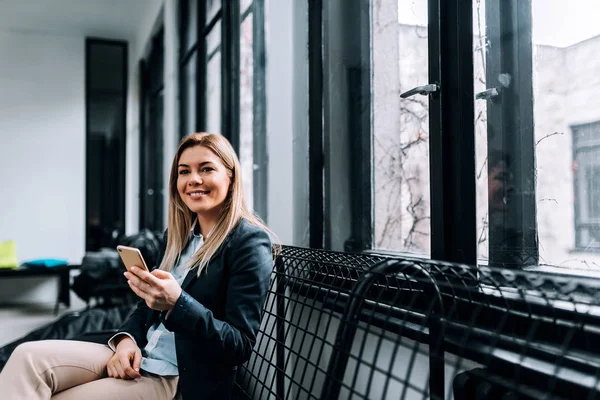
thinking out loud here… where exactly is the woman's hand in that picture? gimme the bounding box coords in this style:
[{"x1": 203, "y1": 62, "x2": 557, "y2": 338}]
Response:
[
  {"x1": 125, "y1": 266, "x2": 183, "y2": 311},
  {"x1": 106, "y1": 337, "x2": 142, "y2": 380}
]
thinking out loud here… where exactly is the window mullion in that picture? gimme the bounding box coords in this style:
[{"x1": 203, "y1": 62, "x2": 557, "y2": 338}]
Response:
[
  {"x1": 428, "y1": 0, "x2": 477, "y2": 266},
  {"x1": 139, "y1": 59, "x2": 149, "y2": 230},
  {"x1": 344, "y1": 0, "x2": 372, "y2": 252},
  {"x1": 196, "y1": 0, "x2": 207, "y2": 132},
  {"x1": 308, "y1": 0, "x2": 324, "y2": 249},
  {"x1": 485, "y1": 0, "x2": 538, "y2": 268},
  {"x1": 252, "y1": 0, "x2": 268, "y2": 222},
  {"x1": 221, "y1": 0, "x2": 241, "y2": 153}
]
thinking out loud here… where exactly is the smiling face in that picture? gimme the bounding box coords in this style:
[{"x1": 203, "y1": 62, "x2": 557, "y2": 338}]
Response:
[{"x1": 176, "y1": 145, "x2": 232, "y2": 222}]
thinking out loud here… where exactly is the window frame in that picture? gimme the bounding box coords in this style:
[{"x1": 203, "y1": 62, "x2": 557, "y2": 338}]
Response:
[
  {"x1": 572, "y1": 121, "x2": 600, "y2": 252},
  {"x1": 308, "y1": 0, "x2": 324, "y2": 249},
  {"x1": 222, "y1": 0, "x2": 241, "y2": 152}
]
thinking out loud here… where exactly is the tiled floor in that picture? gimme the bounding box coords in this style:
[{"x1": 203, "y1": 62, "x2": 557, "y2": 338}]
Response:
[
  {"x1": 0, "y1": 296, "x2": 87, "y2": 347},
  {"x1": 0, "y1": 269, "x2": 89, "y2": 347}
]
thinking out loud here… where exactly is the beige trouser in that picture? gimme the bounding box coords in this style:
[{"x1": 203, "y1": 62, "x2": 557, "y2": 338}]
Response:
[{"x1": 0, "y1": 340, "x2": 178, "y2": 400}]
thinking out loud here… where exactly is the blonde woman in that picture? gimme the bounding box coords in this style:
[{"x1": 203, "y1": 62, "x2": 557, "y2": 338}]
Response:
[{"x1": 0, "y1": 133, "x2": 276, "y2": 400}]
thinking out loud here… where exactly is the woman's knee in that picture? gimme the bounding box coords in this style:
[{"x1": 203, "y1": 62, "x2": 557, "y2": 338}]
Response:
[
  {"x1": 11, "y1": 340, "x2": 52, "y2": 362},
  {"x1": 6, "y1": 341, "x2": 38, "y2": 368},
  {"x1": 12, "y1": 341, "x2": 36, "y2": 357}
]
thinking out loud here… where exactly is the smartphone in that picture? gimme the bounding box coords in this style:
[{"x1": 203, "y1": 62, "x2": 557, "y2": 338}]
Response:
[{"x1": 116, "y1": 245, "x2": 149, "y2": 272}]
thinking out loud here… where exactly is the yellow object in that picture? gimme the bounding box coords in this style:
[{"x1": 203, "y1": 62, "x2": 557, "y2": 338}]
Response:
[{"x1": 0, "y1": 240, "x2": 18, "y2": 269}]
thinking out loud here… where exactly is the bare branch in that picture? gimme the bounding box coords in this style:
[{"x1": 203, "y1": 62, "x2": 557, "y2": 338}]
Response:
[
  {"x1": 401, "y1": 136, "x2": 426, "y2": 154},
  {"x1": 399, "y1": 106, "x2": 426, "y2": 122},
  {"x1": 536, "y1": 131, "x2": 564, "y2": 147},
  {"x1": 474, "y1": 0, "x2": 487, "y2": 76},
  {"x1": 400, "y1": 97, "x2": 428, "y2": 108},
  {"x1": 478, "y1": 214, "x2": 488, "y2": 245},
  {"x1": 477, "y1": 156, "x2": 488, "y2": 180}
]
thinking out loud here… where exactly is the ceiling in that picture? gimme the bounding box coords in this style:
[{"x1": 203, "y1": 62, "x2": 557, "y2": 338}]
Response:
[{"x1": 0, "y1": 0, "x2": 160, "y2": 41}]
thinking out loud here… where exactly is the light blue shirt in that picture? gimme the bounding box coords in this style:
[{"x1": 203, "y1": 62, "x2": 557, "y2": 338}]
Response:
[{"x1": 109, "y1": 230, "x2": 203, "y2": 376}]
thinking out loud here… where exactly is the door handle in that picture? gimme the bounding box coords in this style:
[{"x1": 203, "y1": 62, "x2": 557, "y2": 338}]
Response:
[
  {"x1": 400, "y1": 84, "x2": 439, "y2": 98},
  {"x1": 475, "y1": 87, "x2": 499, "y2": 101}
]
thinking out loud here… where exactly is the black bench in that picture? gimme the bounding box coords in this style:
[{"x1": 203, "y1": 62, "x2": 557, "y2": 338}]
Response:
[
  {"x1": 234, "y1": 245, "x2": 600, "y2": 399},
  {"x1": 0, "y1": 265, "x2": 78, "y2": 315},
  {"x1": 2, "y1": 246, "x2": 600, "y2": 399}
]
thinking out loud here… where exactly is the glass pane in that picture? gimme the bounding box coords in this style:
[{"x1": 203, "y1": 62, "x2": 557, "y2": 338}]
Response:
[
  {"x1": 185, "y1": 0, "x2": 198, "y2": 54},
  {"x1": 476, "y1": 0, "x2": 600, "y2": 271},
  {"x1": 240, "y1": 13, "x2": 254, "y2": 210},
  {"x1": 476, "y1": 0, "x2": 539, "y2": 268},
  {"x1": 86, "y1": 42, "x2": 127, "y2": 250},
  {"x1": 534, "y1": 2, "x2": 600, "y2": 270},
  {"x1": 145, "y1": 90, "x2": 164, "y2": 231},
  {"x1": 184, "y1": 52, "x2": 197, "y2": 136},
  {"x1": 207, "y1": 20, "x2": 221, "y2": 56},
  {"x1": 372, "y1": 0, "x2": 430, "y2": 256},
  {"x1": 241, "y1": 0, "x2": 253, "y2": 15},
  {"x1": 473, "y1": 0, "x2": 490, "y2": 263},
  {"x1": 206, "y1": 50, "x2": 221, "y2": 134},
  {"x1": 206, "y1": 0, "x2": 221, "y2": 25}
]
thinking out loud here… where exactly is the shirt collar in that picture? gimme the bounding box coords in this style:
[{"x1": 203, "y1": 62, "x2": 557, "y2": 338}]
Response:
[{"x1": 191, "y1": 221, "x2": 203, "y2": 239}]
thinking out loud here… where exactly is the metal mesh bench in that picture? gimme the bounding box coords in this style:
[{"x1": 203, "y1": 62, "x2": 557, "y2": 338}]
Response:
[{"x1": 234, "y1": 245, "x2": 600, "y2": 399}]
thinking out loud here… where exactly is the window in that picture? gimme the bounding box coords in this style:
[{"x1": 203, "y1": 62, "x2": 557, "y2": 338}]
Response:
[
  {"x1": 178, "y1": 0, "x2": 268, "y2": 221},
  {"x1": 473, "y1": 0, "x2": 538, "y2": 268},
  {"x1": 315, "y1": 0, "x2": 600, "y2": 273},
  {"x1": 573, "y1": 122, "x2": 600, "y2": 252},
  {"x1": 177, "y1": 0, "x2": 228, "y2": 141},
  {"x1": 319, "y1": 0, "x2": 476, "y2": 262},
  {"x1": 85, "y1": 39, "x2": 127, "y2": 251},
  {"x1": 239, "y1": 0, "x2": 268, "y2": 219},
  {"x1": 205, "y1": 21, "x2": 222, "y2": 134},
  {"x1": 476, "y1": 0, "x2": 600, "y2": 270},
  {"x1": 139, "y1": 30, "x2": 165, "y2": 232},
  {"x1": 372, "y1": 0, "x2": 430, "y2": 256},
  {"x1": 240, "y1": 9, "x2": 254, "y2": 211},
  {"x1": 178, "y1": 0, "x2": 202, "y2": 138},
  {"x1": 320, "y1": 0, "x2": 373, "y2": 251}
]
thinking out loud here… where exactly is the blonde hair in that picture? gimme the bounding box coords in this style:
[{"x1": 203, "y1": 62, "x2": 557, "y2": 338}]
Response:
[{"x1": 159, "y1": 132, "x2": 278, "y2": 276}]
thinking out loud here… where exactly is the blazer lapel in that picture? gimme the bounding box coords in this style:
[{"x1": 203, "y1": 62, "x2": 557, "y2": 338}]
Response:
[
  {"x1": 180, "y1": 233, "x2": 233, "y2": 291},
  {"x1": 181, "y1": 268, "x2": 197, "y2": 290},
  {"x1": 178, "y1": 220, "x2": 242, "y2": 291}
]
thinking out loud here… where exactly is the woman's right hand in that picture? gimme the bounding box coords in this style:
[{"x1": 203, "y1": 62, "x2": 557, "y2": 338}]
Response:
[{"x1": 106, "y1": 336, "x2": 142, "y2": 380}]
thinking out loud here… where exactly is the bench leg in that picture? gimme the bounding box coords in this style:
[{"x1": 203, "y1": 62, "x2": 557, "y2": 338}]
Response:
[{"x1": 55, "y1": 269, "x2": 71, "y2": 315}]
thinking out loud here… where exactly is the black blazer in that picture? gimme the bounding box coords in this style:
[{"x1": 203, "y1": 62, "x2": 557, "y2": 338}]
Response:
[{"x1": 118, "y1": 218, "x2": 273, "y2": 400}]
